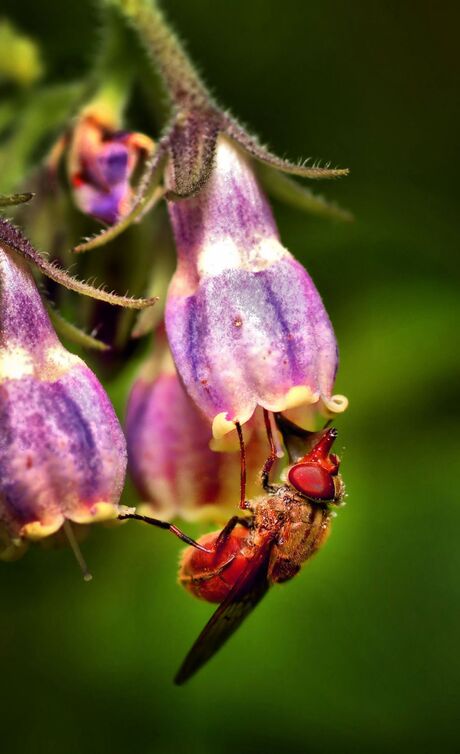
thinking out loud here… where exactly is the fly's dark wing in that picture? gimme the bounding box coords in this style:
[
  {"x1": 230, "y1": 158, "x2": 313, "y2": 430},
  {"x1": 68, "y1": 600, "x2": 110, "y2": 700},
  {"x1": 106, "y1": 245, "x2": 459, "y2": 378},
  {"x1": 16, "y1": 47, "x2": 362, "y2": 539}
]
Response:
[{"x1": 174, "y1": 538, "x2": 274, "y2": 685}]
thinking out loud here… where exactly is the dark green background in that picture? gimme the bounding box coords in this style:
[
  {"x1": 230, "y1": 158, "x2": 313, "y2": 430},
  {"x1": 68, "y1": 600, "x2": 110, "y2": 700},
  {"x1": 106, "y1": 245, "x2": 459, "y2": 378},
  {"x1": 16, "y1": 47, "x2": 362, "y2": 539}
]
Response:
[{"x1": 0, "y1": 1, "x2": 459, "y2": 752}]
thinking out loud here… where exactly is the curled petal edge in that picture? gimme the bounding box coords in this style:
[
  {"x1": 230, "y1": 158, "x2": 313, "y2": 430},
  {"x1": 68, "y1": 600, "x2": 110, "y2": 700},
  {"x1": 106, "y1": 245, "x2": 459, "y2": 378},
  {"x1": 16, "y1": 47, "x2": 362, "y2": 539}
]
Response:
[
  {"x1": 320, "y1": 393, "x2": 349, "y2": 416},
  {"x1": 211, "y1": 389, "x2": 348, "y2": 440},
  {"x1": 211, "y1": 386, "x2": 319, "y2": 440}
]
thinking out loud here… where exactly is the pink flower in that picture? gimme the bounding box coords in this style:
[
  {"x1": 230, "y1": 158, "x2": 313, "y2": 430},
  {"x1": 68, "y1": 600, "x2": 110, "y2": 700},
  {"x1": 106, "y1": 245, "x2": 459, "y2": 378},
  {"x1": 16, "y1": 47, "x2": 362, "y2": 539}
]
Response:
[{"x1": 125, "y1": 329, "x2": 267, "y2": 520}]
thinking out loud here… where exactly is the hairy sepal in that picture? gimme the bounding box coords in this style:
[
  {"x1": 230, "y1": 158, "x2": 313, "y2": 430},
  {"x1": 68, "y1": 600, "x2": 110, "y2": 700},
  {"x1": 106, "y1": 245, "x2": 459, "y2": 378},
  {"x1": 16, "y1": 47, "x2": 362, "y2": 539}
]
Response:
[
  {"x1": 0, "y1": 218, "x2": 157, "y2": 310},
  {"x1": 256, "y1": 165, "x2": 353, "y2": 222}
]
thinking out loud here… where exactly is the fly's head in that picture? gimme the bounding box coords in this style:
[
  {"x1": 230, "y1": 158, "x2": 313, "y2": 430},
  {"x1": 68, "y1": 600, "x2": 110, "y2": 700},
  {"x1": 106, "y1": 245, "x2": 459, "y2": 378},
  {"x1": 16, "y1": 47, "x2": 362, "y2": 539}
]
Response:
[{"x1": 285, "y1": 427, "x2": 344, "y2": 506}]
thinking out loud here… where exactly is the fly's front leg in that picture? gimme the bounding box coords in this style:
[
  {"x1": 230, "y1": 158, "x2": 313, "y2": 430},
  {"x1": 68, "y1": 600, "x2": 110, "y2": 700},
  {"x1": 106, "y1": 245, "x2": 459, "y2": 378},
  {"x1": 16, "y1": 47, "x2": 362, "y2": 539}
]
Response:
[
  {"x1": 181, "y1": 555, "x2": 238, "y2": 589},
  {"x1": 117, "y1": 510, "x2": 212, "y2": 553},
  {"x1": 235, "y1": 421, "x2": 250, "y2": 509},
  {"x1": 261, "y1": 409, "x2": 278, "y2": 492},
  {"x1": 215, "y1": 514, "x2": 253, "y2": 550}
]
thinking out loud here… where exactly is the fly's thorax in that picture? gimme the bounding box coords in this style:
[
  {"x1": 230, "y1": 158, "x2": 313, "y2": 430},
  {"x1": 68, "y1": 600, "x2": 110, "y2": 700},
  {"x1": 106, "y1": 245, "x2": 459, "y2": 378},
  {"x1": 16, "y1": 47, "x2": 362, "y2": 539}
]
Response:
[
  {"x1": 250, "y1": 485, "x2": 317, "y2": 530},
  {"x1": 268, "y1": 497, "x2": 332, "y2": 585},
  {"x1": 250, "y1": 489, "x2": 290, "y2": 533}
]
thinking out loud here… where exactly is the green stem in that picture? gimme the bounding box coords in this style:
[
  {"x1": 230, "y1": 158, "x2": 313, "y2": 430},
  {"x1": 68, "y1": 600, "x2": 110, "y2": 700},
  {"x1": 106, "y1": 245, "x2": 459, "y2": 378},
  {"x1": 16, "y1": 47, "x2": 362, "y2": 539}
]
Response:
[
  {"x1": 106, "y1": 0, "x2": 210, "y2": 111},
  {"x1": 85, "y1": 8, "x2": 137, "y2": 123}
]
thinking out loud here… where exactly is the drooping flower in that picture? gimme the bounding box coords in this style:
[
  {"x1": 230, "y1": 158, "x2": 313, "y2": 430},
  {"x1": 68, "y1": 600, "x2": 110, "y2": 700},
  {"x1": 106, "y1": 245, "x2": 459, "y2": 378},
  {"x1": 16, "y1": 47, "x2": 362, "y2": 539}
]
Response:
[
  {"x1": 68, "y1": 111, "x2": 153, "y2": 225},
  {"x1": 0, "y1": 238, "x2": 127, "y2": 547},
  {"x1": 125, "y1": 327, "x2": 267, "y2": 521},
  {"x1": 72, "y1": 1, "x2": 349, "y2": 439},
  {"x1": 164, "y1": 136, "x2": 348, "y2": 439}
]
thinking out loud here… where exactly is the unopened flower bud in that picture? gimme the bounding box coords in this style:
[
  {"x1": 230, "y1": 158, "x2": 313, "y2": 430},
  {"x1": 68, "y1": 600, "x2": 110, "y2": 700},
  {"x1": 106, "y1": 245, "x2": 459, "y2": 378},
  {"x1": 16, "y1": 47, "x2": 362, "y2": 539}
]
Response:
[{"x1": 68, "y1": 111, "x2": 153, "y2": 225}]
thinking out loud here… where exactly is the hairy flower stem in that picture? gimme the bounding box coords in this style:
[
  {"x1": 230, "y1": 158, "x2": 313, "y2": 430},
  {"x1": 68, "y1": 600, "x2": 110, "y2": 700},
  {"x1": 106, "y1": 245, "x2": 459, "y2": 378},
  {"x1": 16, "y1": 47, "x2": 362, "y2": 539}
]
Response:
[{"x1": 107, "y1": 0, "x2": 210, "y2": 112}]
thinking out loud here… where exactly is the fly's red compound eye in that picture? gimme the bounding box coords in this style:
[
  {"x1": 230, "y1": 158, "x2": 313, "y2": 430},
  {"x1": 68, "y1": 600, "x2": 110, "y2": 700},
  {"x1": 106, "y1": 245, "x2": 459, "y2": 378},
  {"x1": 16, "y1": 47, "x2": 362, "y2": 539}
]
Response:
[{"x1": 288, "y1": 462, "x2": 336, "y2": 502}]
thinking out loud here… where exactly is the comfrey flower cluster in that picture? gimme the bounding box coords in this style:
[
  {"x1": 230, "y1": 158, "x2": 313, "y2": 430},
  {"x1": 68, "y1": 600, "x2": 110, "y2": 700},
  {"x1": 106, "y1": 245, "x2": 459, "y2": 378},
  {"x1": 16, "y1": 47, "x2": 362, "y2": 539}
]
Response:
[{"x1": 0, "y1": 0, "x2": 349, "y2": 575}]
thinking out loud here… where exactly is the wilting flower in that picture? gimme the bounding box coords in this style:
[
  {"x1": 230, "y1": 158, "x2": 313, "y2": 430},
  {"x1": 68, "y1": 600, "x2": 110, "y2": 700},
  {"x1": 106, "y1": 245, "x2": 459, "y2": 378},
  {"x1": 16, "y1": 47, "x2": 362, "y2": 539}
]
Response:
[
  {"x1": 67, "y1": 110, "x2": 153, "y2": 224},
  {"x1": 0, "y1": 240, "x2": 127, "y2": 547},
  {"x1": 165, "y1": 137, "x2": 348, "y2": 439},
  {"x1": 125, "y1": 328, "x2": 267, "y2": 521}
]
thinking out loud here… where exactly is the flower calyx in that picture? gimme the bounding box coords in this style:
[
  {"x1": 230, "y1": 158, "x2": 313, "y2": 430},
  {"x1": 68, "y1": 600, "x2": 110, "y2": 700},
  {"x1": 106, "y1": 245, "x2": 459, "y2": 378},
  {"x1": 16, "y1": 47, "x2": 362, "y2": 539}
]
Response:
[{"x1": 74, "y1": 0, "x2": 351, "y2": 254}]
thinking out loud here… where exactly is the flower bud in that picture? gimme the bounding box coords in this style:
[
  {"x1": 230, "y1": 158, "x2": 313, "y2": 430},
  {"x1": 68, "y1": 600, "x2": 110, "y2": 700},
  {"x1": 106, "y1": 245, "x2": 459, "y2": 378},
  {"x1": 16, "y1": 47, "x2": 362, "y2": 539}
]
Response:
[
  {"x1": 165, "y1": 136, "x2": 347, "y2": 439},
  {"x1": 68, "y1": 111, "x2": 153, "y2": 225},
  {"x1": 125, "y1": 329, "x2": 267, "y2": 521},
  {"x1": 0, "y1": 242, "x2": 127, "y2": 544}
]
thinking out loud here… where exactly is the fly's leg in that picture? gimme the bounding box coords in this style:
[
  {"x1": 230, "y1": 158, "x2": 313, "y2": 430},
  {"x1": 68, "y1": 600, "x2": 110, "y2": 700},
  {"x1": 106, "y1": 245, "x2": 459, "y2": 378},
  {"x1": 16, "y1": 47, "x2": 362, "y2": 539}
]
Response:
[
  {"x1": 181, "y1": 555, "x2": 238, "y2": 589},
  {"x1": 117, "y1": 512, "x2": 212, "y2": 553},
  {"x1": 261, "y1": 409, "x2": 278, "y2": 492},
  {"x1": 235, "y1": 421, "x2": 248, "y2": 509},
  {"x1": 215, "y1": 514, "x2": 252, "y2": 550}
]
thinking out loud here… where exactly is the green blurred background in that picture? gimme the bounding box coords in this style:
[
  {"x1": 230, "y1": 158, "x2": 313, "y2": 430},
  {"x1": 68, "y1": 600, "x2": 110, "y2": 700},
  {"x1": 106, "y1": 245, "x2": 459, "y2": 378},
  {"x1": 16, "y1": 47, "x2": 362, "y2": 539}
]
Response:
[{"x1": 0, "y1": 1, "x2": 459, "y2": 752}]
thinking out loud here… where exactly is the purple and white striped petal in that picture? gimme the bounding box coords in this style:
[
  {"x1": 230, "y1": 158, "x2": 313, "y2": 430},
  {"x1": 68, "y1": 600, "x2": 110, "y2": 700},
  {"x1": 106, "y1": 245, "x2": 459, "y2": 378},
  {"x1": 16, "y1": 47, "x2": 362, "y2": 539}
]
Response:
[
  {"x1": 165, "y1": 137, "x2": 347, "y2": 438},
  {"x1": 0, "y1": 243, "x2": 127, "y2": 542}
]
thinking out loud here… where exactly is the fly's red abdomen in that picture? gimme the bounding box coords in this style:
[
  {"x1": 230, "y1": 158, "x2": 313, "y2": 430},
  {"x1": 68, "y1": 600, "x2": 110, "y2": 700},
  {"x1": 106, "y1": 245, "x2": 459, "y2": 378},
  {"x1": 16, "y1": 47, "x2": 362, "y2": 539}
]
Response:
[{"x1": 179, "y1": 524, "x2": 251, "y2": 603}]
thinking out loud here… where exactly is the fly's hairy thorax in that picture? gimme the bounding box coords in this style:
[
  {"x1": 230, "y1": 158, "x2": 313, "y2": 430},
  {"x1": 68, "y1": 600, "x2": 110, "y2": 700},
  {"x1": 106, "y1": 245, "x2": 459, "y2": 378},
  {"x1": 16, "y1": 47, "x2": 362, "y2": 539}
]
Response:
[{"x1": 250, "y1": 485, "x2": 332, "y2": 585}]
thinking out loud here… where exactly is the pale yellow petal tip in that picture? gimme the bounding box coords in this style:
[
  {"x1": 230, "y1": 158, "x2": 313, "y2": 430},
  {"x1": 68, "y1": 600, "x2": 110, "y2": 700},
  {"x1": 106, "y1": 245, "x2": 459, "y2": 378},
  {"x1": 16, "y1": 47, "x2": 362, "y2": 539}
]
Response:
[
  {"x1": 209, "y1": 430, "x2": 240, "y2": 453},
  {"x1": 70, "y1": 502, "x2": 118, "y2": 525},
  {"x1": 20, "y1": 518, "x2": 63, "y2": 540},
  {"x1": 267, "y1": 385, "x2": 318, "y2": 413},
  {"x1": 181, "y1": 503, "x2": 239, "y2": 525},
  {"x1": 117, "y1": 504, "x2": 137, "y2": 517},
  {"x1": 137, "y1": 501, "x2": 177, "y2": 521},
  {"x1": 321, "y1": 393, "x2": 349, "y2": 416},
  {"x1": 212, "y1": 412, "x2": 238, "y2": 440}
]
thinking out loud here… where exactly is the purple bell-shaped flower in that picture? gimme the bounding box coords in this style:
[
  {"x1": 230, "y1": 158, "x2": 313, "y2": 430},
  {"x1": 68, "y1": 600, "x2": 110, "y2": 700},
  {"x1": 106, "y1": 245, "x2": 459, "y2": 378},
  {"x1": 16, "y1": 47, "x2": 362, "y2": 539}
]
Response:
[
  {"x1": 165, "y1": 137, "x2": 348, "y2": 439},
  {"x1": 0, "y1": 240, "x2": 127, "y2": 545}
]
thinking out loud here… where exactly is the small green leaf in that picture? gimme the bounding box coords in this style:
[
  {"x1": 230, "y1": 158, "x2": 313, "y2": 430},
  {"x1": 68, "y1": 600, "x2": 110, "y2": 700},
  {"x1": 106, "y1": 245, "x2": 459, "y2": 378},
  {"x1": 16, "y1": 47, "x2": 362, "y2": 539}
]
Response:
[
  {"x1": 256, "y1": 165, "x2": 353, "y2": 222},
  {"x1": 47, "y1": 305, "x2": 110, "y2": 352},
  {"x1": 0, "y1": 192, "x2": 34, "y2": 208},
  {"x1": 0, "y1": 218, "x2": 158, "y2": 310}
]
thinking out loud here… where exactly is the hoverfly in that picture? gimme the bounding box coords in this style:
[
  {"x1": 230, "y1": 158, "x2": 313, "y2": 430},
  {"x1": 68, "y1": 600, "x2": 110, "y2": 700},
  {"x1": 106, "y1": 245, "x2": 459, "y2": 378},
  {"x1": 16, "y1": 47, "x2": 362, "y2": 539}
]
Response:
[{"x1": 119, "y1": 410, "x2": 344, "y2": 684}]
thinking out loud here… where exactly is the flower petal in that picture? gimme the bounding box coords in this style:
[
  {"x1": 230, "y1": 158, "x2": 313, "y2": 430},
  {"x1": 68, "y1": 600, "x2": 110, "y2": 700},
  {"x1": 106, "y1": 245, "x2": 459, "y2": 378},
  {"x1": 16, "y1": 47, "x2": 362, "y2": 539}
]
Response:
[{"x1": 0, "y1": 243, "x2": 127, "y2": 541}]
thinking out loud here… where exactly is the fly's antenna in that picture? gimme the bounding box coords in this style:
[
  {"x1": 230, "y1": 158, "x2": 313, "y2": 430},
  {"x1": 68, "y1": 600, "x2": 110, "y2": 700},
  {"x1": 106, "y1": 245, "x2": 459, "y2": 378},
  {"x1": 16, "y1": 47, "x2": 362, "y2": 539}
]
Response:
[{"x1": 63, "y1": 520, "x2": 93, "y2": 582}]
